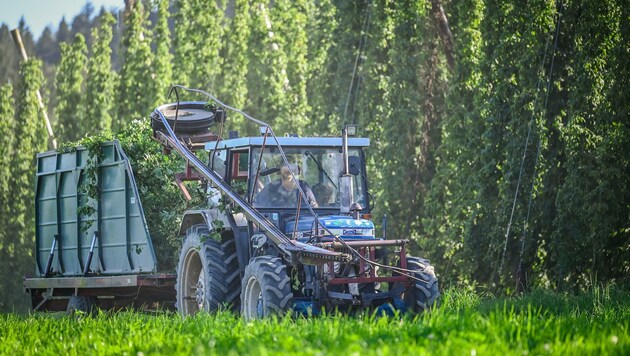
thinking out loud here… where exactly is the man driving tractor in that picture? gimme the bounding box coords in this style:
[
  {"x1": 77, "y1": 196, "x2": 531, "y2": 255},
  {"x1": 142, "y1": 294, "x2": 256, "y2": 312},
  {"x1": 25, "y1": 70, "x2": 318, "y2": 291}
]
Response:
[{"x1": 254, "y1": 162, "x2": 318, "y2": 208}]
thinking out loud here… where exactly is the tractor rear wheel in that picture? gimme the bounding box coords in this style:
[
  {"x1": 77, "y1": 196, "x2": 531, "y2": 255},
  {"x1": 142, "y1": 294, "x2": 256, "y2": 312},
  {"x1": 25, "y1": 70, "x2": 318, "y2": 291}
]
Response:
[
  {"x1": 241, "y1": 256, "x2": 293, "y2": 321},
  {"x1": 400, "y1": 257, "x2": 440, "y2": 313},
  {"x1": 176, "y1": 225, "x2": 240, "y2": 316}
]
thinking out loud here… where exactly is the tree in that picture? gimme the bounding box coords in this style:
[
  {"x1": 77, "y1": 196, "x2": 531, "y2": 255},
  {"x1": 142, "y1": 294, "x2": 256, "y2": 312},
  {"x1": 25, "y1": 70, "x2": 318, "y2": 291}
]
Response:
[
  {"x1": 117, "y1": 0, "x2": 153, "y2": 129},
  {"x1": 35, "y1": 25, "x2": 59, "y2": 113},
  {"x1": 0, "y1": 25, "x2": 20, "y2": 86},
  {"x1": 55, "y1": 34, "x2": 88, "y2": 141},
  {"x1": 304, "y1": 0, "x2": 337, "y2": 133},
  {"x1": 219, "y1": 0, "x2": 251, "y2": 129},
  {"x1": 271, "y1": 0, "x2": 310, "y2": 134},
  {"x1": 35, "y1": 26, "x2": 57, "y2": 64},
  {"x1": 312, "y1": 0, "x2": 371, "y2": 135},
  {"x1": 86, "y1": 12, "x2": 117, "y2": 132},
  {"x1": 422, "y1": 0, "x2": 487, "y2": 285},
  {"x1": 0, "y1": 83, "x2": 15, "y2": 311},
  {"x1": 549, "y1": 0, "x2": 630, "y2": 289},
  {"x1": 151, "y1": 0, "x2": 173, "y2": 107},
  {"x1": 361, "y1": 1, "x2": 448, "y2": 266},
  {"x1": 57, "y1": 17, "x2": 72, "y2": 45},
  {"x1": 17, "y1": 17, "x2": 36, "y2": 55},
  {"x1": 0, "y1": 83, "x2": 14, "y2": 205},
  {"x1": 70, "y1": 2, "x2": 95, "y2": 47},
  {"x1": 4, "y1": 60, "x2": 47, "y2": 312},
  {"x1": 173, "y1": 0, "x2": 225, "y2": 89},
  {"x1": 246, "y1": 2, "x2": 290, "y2": 130}
]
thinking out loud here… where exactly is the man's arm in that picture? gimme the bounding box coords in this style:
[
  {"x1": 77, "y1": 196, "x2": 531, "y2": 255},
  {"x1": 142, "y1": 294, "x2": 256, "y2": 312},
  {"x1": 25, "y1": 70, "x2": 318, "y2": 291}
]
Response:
[{"x1": 300, "y1": 181, "x2": 319, "y2": 208}]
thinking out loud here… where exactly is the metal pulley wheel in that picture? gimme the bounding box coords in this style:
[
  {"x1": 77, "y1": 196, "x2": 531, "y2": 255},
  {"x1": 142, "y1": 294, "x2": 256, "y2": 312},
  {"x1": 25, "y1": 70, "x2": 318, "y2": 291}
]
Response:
[{"x1": 151, "y1": 101, "x2": 224, "y2": 135}]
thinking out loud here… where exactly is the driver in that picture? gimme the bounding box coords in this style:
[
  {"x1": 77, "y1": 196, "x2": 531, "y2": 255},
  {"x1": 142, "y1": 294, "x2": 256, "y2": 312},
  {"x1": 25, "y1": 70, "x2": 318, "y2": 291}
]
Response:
[{"x1": 254, "y1": 162, "x2": 318, "y2": 208}]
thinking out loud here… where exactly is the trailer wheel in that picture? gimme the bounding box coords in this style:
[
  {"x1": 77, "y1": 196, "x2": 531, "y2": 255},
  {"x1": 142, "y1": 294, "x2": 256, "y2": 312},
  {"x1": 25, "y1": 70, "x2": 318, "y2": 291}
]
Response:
[
  {"x1": 241, "y1": 256, "x2": 293, "y2": 321},
  {"x1": 67, "y1": 296, "x2": 97, "y2": 315},
  {"x1": 399, "y1": 257, "x2": 440, "y2": 313},
  {"x1": 176, "y1": 225, "x2": 240, "y2": 316}
]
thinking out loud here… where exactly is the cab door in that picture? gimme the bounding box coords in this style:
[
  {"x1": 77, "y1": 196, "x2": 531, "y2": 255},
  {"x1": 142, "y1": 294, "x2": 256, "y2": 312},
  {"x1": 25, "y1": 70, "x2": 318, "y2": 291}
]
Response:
[{"x1": 228, "y1": 150, "x2": 249, "y2": 198}]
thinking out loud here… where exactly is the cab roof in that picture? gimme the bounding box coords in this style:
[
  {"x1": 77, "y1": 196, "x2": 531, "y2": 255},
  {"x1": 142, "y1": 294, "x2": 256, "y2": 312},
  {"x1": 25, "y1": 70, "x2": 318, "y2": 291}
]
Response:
[{"x1": 205, "y1": 136, "x2": 370, "y2": 150}]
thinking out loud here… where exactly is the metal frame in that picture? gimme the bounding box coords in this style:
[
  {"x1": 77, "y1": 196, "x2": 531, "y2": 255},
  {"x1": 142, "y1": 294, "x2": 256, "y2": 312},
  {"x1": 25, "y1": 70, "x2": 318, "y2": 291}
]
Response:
[
  {"x1": 153, "y1": 103, "x2": 351, "y2": 265},
  {"x1": 25, "y1": 274, "x2": 176, "y2": 312}
]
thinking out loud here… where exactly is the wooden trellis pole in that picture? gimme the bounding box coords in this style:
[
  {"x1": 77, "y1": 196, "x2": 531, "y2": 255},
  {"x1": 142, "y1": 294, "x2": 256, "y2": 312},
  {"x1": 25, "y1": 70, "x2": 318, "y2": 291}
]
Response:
[{"x1": 10, "y1": 28, "x2": 57, "y2": 149}]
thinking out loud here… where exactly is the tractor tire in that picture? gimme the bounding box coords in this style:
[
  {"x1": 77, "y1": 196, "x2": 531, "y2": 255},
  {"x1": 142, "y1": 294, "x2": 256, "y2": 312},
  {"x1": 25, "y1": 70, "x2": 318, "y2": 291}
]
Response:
[
  {"x1": 399, "y1": 257, "x2": 440, "y2": 313},
  {"x1": 151, "y1": 103, "x2": 217, "y2": 135},
  {"x1": 175, "y1": 225, "x2": 240, "y2": 316},
  {"x1": 67, "y1": 296, "x2": 97, "y2": 315},
  {"x1": 240, "y1": 256, "x2": 293, "y2": 321}
]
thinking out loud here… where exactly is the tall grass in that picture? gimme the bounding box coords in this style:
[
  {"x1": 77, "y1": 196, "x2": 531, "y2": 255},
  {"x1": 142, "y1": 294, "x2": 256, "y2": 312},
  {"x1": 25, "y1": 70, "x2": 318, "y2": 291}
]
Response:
[{"x1": 1, "y1": 287, "x2": 628, "y2": 355}]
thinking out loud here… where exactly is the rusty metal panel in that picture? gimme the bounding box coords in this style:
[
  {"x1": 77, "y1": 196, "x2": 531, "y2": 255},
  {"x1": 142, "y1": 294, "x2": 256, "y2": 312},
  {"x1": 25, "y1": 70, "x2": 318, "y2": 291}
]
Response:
[{"x1": 35, "y1": 141, "x2": 157, "y2": 276}]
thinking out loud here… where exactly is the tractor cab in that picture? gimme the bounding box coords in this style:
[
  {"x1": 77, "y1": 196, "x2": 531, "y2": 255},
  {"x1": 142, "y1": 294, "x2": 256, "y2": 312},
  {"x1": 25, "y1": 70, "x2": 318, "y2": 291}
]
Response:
[{"x1": 206, "y1": 136, "x2": 372, "y2": 238}]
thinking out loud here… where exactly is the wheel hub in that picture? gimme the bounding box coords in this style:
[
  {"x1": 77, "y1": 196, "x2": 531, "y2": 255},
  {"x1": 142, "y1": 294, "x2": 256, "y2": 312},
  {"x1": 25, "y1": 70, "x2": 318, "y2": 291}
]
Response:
[
  {"x1": 256, "y1": 292, "x2": 263, "y2": 317},
  {"x1": 195, "y1": 272, "x2": 205, "y2": 310}
]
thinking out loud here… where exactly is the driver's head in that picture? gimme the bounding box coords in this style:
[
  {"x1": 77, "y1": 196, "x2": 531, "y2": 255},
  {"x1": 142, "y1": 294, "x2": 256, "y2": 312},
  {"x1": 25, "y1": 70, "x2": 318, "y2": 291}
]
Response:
[{"x1": 280, "y1": 162, "x2": 299, "y2": 180}]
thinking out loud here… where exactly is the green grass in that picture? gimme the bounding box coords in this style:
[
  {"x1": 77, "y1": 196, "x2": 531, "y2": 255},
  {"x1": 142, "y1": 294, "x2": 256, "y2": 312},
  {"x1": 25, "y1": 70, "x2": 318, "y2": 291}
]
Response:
[{"x1": 1, "y1": 288, "x2": 628, "y2": 355}]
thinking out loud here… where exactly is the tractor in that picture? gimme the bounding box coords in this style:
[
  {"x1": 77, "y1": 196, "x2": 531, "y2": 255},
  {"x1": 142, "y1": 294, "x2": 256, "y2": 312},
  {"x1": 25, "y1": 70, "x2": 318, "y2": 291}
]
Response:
[
  {"x1": 153, "y1": 87, "x2": 440, "y2": 318},
  {"x1": 24, "y1": 86, "x2": 439, "y2": 318}
]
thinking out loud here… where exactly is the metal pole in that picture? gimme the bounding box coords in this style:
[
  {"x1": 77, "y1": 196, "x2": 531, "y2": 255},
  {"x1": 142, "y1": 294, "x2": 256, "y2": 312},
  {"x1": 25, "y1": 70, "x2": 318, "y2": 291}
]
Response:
[
  {"x1": 83, "y1": 231, "x2": 98, "y2": 276},
  {"x1": 44, "y1": 235, "x2": 58, "y2": 277},
  {"x1": 10, "y1": 28, "x2": 57, "y2": 149},
  {"x1": 339, "y1": 127, "x2": 353, "y2": 213}
]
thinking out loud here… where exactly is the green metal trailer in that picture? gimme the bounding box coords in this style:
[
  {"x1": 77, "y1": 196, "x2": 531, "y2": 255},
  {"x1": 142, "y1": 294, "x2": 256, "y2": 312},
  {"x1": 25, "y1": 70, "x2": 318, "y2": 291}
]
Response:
[{"x1": 24, "y1": 141, "x2": 176, "y2": 312}]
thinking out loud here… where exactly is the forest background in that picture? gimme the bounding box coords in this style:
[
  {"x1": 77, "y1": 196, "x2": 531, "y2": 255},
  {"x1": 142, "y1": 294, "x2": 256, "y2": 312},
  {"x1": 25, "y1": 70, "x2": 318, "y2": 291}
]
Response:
[{"x1": 0, "y1": 0, "x2": 628, "y2": 312}]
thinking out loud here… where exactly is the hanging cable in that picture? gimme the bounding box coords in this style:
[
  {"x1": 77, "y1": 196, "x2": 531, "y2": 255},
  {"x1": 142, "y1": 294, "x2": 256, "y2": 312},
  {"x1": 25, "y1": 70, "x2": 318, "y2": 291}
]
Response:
[
  {"x1": 515, "y1": 0, "x2": 564, "y2": 291},
  {"x1": 343, "y1": 0, "x2": 372, "y2": 123},
  {"x1": 498, "y1": 0, "x2": 563, "y2": 280}
]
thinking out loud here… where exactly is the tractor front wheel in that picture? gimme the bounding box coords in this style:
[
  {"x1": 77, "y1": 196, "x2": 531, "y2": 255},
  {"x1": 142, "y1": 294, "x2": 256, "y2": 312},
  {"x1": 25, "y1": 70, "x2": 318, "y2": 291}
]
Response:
[
  {"x1": 402, "y1": 257, "x2": 440, "y2": 313},
  {"x1": 241, "y1": 256, "x2": 293, "y2": 321}
]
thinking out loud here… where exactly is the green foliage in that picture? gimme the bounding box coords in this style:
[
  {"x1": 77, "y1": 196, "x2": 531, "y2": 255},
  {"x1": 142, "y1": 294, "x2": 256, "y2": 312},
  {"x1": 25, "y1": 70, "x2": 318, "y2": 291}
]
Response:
[
  {"x1": 0, "y1": 25, "x2": 21, "y2": 86},
  {"x1": 173, "y1": 0, "x2": 225, "y2": 89},
  {"x1": 246, "y1": 1, "x2": 290, "y2": 129},
  {"x1": 304, "y1": 0, "x2": 336, "y2": 131},
  {"x1": 423, "y1": 0, "x2": 487, "y2": 286},
  {"x1": 1, "y1": 1, "x2": 629, "y2": 311},
  {"x1": 86, "y1": 12, "x2": 117, "y2": 132},
  {"x1": 116, "y1": 0, "x2": 154, "y2": 129},
  {"x1": 151, "y1": 0, "x2": 173, "y2": 107},
  {"x1": 0, "y1": 83, "x2": 15, "y2": 311},
  {"x1": 54, "y1": 34, "x2": 88, "y2": 142},
  {"x1": 549, "y1": 0, "x2": 630, "y2": 289},
  {"x1": 0, "y1": 83, "x2": 14, "y2": 205},
  {"x1": 372, "y1": 1, "x2": 447, "y2": 253},
  {"x1": 421, "y1": 0, "x2": 630, "y2": 292},
  {"x1": 274, "y1": 0, "x2": 310, "y2": 134},
  {"x1": 218, "y1": 0, "x2": 251, "y2": 131},
  {"x1": 3, "y1": 59, "x2": 48, "y2": 312},
  {"x1": 115, "y1": 119, "x2": 202, "y2": 271},
  {"x1": 1, "y1": 289, "x2": 629, "y2": 354},
  {"x1": 64, "y1": 118, "x2": 202, "y2": 272}
]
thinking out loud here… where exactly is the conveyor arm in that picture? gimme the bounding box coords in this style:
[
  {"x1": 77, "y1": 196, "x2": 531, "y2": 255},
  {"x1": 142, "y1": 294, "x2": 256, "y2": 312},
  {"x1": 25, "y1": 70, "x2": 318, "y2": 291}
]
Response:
[{"x1": 153, "y1": 103, "x2": 351, "y2": 265}]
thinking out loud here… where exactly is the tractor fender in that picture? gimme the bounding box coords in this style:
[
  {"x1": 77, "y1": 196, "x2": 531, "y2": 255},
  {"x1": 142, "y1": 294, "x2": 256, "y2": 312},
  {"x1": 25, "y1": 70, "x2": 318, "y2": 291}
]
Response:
[
  {"x1": 177, "y1": 209, "x2": 233, "y2": 237},
  {"x1": 178, "y1": 209, "x2": 250, "y2": 276}
]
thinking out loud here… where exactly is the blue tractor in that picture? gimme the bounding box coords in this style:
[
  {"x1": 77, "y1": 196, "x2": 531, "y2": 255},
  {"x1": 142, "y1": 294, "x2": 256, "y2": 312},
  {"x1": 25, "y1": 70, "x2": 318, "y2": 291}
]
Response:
[{"x1": 154, "y1": 87, "x2": 440, "y2": 319}]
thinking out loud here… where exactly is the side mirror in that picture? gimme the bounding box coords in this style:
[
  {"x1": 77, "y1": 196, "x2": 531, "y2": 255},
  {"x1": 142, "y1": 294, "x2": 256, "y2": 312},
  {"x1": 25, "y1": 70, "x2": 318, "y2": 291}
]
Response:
[{"x1": 348, "y1": 156, "x2": 361, "y2": 175}]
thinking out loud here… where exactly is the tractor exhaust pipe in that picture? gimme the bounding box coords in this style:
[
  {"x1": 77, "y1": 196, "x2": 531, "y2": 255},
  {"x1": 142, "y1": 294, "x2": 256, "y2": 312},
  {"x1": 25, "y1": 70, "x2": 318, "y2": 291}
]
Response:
[{"x1": 340, "y1": 125, "x2": 353, "y2": 213}]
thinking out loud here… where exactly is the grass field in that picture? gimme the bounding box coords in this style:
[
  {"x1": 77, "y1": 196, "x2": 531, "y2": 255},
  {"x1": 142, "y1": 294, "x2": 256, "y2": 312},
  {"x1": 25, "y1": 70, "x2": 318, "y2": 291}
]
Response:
[{"x1": 1, "y1": 288, "x2": 628, "y2": 355}]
